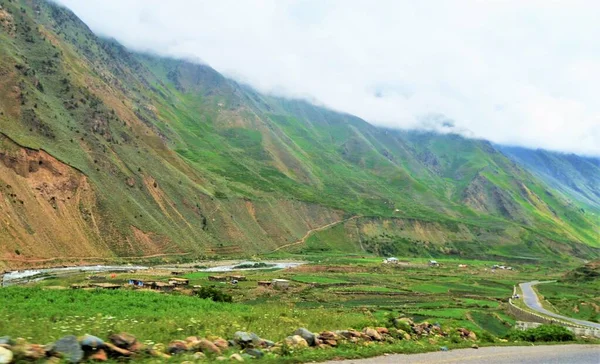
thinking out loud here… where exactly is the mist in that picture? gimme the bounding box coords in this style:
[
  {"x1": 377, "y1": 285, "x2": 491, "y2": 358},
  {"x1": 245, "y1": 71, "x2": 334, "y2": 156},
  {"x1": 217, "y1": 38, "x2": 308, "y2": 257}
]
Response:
[{"x1": 54, "y1": 0, "x2": 600, "y2": 156}]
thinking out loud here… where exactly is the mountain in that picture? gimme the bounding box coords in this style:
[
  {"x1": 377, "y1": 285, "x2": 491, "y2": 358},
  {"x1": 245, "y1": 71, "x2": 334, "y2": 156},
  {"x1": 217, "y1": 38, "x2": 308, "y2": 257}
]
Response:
[
  {"x1": 498, "y1": 146, "x2": 600, "y2": 210},
  {"x1": 0, "y1": 0, "x2": 598, "y2": 268}
]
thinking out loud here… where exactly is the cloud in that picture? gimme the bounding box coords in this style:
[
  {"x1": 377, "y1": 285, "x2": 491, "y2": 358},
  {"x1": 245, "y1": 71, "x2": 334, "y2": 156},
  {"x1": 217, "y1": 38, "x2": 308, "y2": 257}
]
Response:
[{"x1": 54, "y1": 0, "x2": 600, "y2": 156}]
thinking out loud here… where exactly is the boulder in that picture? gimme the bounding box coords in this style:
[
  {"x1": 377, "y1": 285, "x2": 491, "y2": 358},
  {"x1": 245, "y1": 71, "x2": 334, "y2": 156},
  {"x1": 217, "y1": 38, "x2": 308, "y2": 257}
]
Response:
[
  {"x1": 52, "y1": 335, "x2": 84, "y2": 363},
  {"x1": 167, "y1": 340, "x2": 188, "y2": 355},
  {"x1": 193, "y1": 352, "x2": 206, "y2": 360},
  {"x1": 244, "y1": 348, "x2": 264, "y2": 359},
  {"x1": 89, "y1": 349, "x2": 108, "y2": 361},
  {"x1": 230, "y1": 353, "x2": 245, "y2": 362},
  {"x1": 13, "y1": 342, "x2": 46, "y2": 360},
  {"x1": 108, "y1": 333, "x2": 136, "y2": 350},
  {"x1": 196, "y1": 339, "x2": 221, "y2": 355},
  {"x1": 213, "y1": 338, "x2": 229, "y2": 350},
  {"x1": 468, "y1": 331, "x2": 477, "y2": 341},
  {"x1": 472, "y1": 344, "x2": 479, "y2": 349},
  {"x1": 322, "y1": 339, "x2": 337, "y2": 346},
  {"x1": 294, "y1": 328, "x2": 316, "y2": 346},
  {"x1": 318, "y1": 331, "x2": 338, "y2": 341},
  {"x1": 80, "y1": 335, "x2": 105, "y2": 350},
  {"x1": 0, "y1": 347, "x2": 13, "y2": 364},
  {"x1": 0, "y1": 337, "x2": 12, "y2": 346},
  {"x1": 363, "y1": 328, "x2": 382, "y2": 341},
  {"x1": 104, "y1": 342, "x2": 132, "y2": 356},
  {"x1": 233, "y1": 332, "x2": 253, "y2": 348},
  {"x1": 284, "y1": 335, "x2": 308, "y2": 349},
  {"x1": 376, "y1": 327, "x2": 389, "y2": 335}
]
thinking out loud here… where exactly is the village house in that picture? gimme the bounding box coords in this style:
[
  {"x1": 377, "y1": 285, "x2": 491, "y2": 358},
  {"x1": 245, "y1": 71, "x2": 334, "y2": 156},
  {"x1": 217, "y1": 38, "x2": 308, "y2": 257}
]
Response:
[
  {"x1": 272, "y1": 279, "x2": 290, "y2": 290},
  {"x1": 383, "y1": 257, "x2": 399, "y2": 264},
  {"x1": 429, "y1": 260, "x2": 439, "y2": 267},
  {"x1": 168, "y1": 277, "x2": 190, "y2": 286}
]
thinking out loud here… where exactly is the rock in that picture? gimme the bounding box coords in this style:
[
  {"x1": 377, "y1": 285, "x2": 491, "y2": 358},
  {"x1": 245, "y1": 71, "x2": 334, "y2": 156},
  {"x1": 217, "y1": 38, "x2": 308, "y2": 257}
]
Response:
[
  {"x1": 322, "y1": 339, "x2": 337, "y2": 346},
  {"x1": 108, "y1": 333, "x2": 136, "y2": 349},
  {"x1": 319, "y1": 331, "x2": 338, "y2": 341},
  {"x1": 468, "y1": 332, "x2": 477, "y2": 341},
  {"x1": 213, "y1": 338, "x2": 229, "y2": 350},
  {"x1": 0, "y1": 347, "x2": 13, "y2": 364},
  {"x1": 363, "y1": 328, "x2": 382, "y2": 341},
  {"x1": 244, "y1": 348, "x2": 264, "y2": 359},
  {"x1": 285, "y1": 335, "x2": 308, "y2": 349},
  {"x1": 80, "y1": 335, "x2": 105, "y2": 350},
  {"x1": 89, "y1": 349, "x2": 108, "y2": 361},
  {"x1": 148, "y1": 348, "x2": 171, "y2": 359},
  {"x1": 215, "y1": 356, "x2": 227, "y2": 361},
  {"x1": 52, "y1": 335, "x2": 84, "y2": 363},
  {"x1": 440, "y1": 346, "x2": 448, "y2": 352},
  {"x1": 234, "y1": 332, "x2": 253, "y2": 348},
  {"x1": 250, "y1": 333, "x2": 263, "y2": 347},
  {"x1": 294, "y1": 328, "x2": 316, "y2": 346},
  {"x1": 193, "y1": 352, "x2": 206, "y2": 360},
  {"x1": 13, "y1": 343, "x2": 46, "y2": 360},
  {"x1": 185, "y1": 336, "x2": 199, "y2": 343},
  {"x1": 104, "y1": 342, "x2": 132, "y2": 356},
  {"x1": 403, "y1": 333, "x2": 411, "y2": 341},
  {"x1": 45, "y1": 357, "x2": 62, "y2": 364},
  {"x1": 376, "y1": 327, "x2": 389, "y2": 335},
  {"x1": 262, "y1": 339, "x2": 275, "y2": 348},
  {"x1": 167, "y1": 340, "x2": 188, "y2": 355},
  {"x1": 230, "y1": 353, "x2": 245, "y2": 362},
  {"x1": 197, "y1": 339, "x2": 221, "y2": 354},
  {"x1": 0, "y1": 337, "x2": 12, "y2": 346},
  {"x1": 472, "y1": 344, "x2": 479, "y2": 349}
]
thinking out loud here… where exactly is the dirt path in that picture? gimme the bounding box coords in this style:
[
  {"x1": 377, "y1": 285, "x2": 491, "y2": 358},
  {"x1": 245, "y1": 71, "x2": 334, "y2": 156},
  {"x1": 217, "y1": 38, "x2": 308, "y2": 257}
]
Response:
[
  {"x1": 324, "y1": 344, "x2": 600, "y2": 364},
  {"x1": 270, "y1": 215, "x2": 360, "y2": 253}
]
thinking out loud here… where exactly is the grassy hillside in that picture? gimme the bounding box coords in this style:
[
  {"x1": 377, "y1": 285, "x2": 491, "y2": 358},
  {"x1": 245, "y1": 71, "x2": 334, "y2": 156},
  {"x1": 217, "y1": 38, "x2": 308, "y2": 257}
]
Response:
[{"x1": 0, "y1": 0, "x2": 598, "y2": 268}]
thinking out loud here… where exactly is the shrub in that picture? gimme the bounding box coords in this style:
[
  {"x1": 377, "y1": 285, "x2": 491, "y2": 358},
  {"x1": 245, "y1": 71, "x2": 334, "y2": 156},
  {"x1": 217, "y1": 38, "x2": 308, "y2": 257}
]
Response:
[
  {"x1": 506, "y1": 325, "x2": 575, "y2": 342},
  {"x1": 194, "y1": 286, "x2": 233, "y2": 303}
]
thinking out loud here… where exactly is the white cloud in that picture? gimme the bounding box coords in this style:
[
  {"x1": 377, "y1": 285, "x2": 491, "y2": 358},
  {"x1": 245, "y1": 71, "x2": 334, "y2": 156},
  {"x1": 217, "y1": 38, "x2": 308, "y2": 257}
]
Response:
[{"x1": 54, "y1": 0, "x2": 600, "y2": 156}]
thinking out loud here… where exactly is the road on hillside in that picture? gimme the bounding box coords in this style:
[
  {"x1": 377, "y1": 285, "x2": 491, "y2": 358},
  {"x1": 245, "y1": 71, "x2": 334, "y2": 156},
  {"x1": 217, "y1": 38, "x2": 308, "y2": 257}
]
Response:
[
  {"x1": 520, "y1": 281, "x2": 600, "y2": 329},
  {"x1": 324, "y1": 344, "x2": 600, "y2": 364}
]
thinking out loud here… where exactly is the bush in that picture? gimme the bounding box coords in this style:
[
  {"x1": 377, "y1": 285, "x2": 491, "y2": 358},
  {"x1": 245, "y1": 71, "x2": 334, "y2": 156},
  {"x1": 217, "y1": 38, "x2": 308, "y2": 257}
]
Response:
[
  {"x1": 194, "y1": 286, "x2": 233, "y2": 303},
  {"x1": 506, "y1": 325, "x2": 575, "y2": 342}
]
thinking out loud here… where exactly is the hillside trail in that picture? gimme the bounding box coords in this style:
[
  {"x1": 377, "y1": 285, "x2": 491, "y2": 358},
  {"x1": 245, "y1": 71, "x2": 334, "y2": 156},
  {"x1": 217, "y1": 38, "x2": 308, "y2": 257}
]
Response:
[{"x1": 270, "y1": 215, "x2": 360, "y2": 253}]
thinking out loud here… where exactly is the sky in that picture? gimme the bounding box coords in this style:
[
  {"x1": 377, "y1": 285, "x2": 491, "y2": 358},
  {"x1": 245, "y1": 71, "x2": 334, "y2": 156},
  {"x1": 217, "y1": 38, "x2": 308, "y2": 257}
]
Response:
[{"x1": 54, "y1": 0, "x2": 600, "y2": 156}]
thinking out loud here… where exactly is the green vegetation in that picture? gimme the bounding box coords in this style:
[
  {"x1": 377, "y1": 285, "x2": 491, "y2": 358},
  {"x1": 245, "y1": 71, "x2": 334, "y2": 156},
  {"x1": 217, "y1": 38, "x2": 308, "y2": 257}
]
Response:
[
  {"x1": 0, "y1": 0, "x2": 598, "y2": 269},
  {"x1": 506, "y1": 325, "x2": 575, "y2": 342}
]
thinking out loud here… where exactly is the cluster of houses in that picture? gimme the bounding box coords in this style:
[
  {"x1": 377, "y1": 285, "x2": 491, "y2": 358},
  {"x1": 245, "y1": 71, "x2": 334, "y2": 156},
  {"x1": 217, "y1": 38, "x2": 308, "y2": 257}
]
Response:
[{"x1": 383, "y1": 257, "x2": 440, "y2": 267}]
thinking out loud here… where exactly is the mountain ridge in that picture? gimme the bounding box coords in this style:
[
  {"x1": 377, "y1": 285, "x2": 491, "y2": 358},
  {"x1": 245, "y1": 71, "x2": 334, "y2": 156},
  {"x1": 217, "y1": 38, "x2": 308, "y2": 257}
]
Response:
[{"x1": 0, "y1": 0, "x2": 598, "y2": 269}]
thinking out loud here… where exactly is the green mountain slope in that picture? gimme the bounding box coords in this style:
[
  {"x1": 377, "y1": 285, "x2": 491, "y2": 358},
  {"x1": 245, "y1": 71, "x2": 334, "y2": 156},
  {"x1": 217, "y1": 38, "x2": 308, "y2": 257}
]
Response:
[
  {"x1": 0, "y1": 0, "x2": 597, "y2": 268},
  {"x1": 499, "y1": 146, "x2": 600, "y2": 210}
]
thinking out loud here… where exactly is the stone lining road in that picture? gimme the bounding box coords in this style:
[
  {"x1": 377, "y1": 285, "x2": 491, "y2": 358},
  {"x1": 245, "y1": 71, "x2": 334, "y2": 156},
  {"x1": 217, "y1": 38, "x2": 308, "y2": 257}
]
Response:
[
  {"x1": 520, "y1": 281, "x2": 600, "y2": 329},
  {"x1": 325, "y1": 344, "x2": 600, "y2": 364}
]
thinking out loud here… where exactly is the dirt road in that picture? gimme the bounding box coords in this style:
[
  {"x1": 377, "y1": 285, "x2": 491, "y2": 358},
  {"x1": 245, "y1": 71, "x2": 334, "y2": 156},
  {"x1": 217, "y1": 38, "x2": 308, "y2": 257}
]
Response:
[
  {"x1": 270, "y1": 215, "x2": 359, "y2": 253},
  {"x1": 324, "y1": 344, "x2": 600, "y2": 364}
]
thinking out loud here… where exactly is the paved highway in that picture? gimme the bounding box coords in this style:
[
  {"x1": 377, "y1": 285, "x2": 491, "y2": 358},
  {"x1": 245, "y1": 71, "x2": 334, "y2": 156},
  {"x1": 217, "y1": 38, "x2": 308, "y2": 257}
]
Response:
[
  {"x1": 325, "y1": 344, "x2": 600, "y2": 364},
  {"x1": 519, "y1": 281, "x2": 600, "y2": 329}
]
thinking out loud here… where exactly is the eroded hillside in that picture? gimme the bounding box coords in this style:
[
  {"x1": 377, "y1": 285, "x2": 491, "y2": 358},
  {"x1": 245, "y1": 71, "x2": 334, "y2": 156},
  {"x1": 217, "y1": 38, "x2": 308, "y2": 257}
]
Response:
[{"x1": 0, "y1": 0, "x2": 598, "y2": 268}]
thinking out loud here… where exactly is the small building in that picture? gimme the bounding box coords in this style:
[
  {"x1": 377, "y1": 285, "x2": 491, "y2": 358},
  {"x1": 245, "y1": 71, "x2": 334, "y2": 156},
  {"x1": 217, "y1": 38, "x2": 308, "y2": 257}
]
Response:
[
  {"x1": 91, "y1": 283, "x2": 121, "y2": 290},
  {"x1": 272, "y1": 279, "x2": 290, "y2": 290},
  {"x1": 168, "y1": 277, "x2": 190, "y2": 286},
  {"x1": 128, "y1": 279, "x2": 146, "y2": 287},
  {"x1": 152, "y1": 282, "x2": 175, "y2": 292},
  {"x1": 429, "y1": 260, "x2": 439, "y2": 267},
  {"x1": 257, "y1": 280, "x2": 272, "y2": 287},
  {"x1": 384, "y1": 257, "x2": 399, "y2": 264},
  {"x1": 228, "y1": 275, "x2": 247, "y2": 281},
  {"x1": 208, "y1": 275, "x2": 227, "y2": 282}
]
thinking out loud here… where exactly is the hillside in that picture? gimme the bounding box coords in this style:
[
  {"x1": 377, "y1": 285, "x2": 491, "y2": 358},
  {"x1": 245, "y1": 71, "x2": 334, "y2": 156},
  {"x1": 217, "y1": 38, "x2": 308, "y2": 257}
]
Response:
[
  {"x1": 499, "y1": 146, "x2": 600, "y2": 211},
  {"x1": 0, "y1": 0, "x2": 598, "y2": 269}
]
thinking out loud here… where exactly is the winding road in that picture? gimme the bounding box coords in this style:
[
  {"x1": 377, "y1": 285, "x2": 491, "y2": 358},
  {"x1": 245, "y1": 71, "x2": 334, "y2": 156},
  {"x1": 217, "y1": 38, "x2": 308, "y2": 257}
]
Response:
[{"x1": 519, "y1": 281, "x2": 600, "y2": 329}]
